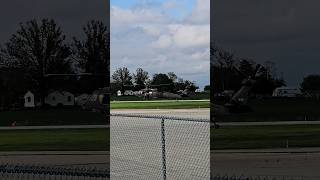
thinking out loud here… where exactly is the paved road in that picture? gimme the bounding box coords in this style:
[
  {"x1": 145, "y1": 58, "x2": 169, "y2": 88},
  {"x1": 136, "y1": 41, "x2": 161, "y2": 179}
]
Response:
[
  {"x1": 214, "y1": 120, "x2": 320, "y2": 127},
  {"x1": 111, "y1": 108, "x2": 210, "y2": 119},
  {"x1": 0, "y1": 125, "x2": 108, "y2": 130},
  {"x1": 211, "y1": 148, "x2": 320, "y2": 180}
]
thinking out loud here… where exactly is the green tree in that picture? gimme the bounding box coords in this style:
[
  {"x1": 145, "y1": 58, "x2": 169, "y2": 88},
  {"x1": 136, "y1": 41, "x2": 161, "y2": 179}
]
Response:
[
  {"x1": 168, "y1": 72, "x2": 177, "y2": 82},
  {"x1": 72, "y1": 20, "x2": 110, "y2": 91},
  {"x1": 112, "y1": 67, "x2": 133, "y2": 93},
  {"x1": 151, "y1": 73, "x2": 174, "y2": 92},
  {"x1": 204, "y1": 85, "x2": 210, "y2": 92},
  {"x1": 1, "y1": 19, "x2": 72, "y2": 107},
  {"x1": 133, "y1": 68, "x2": 149, "y2": 90},
  {"x1": 301, "y1": 75, "x2": 320, "y2": 92}
]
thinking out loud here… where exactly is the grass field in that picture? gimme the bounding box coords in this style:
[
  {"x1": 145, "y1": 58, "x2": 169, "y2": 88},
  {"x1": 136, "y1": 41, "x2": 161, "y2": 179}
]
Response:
[
  {"x1": 0, "y1": 128, "x2": 109, "y2": 151},
  {"x1": 0, "y1": 109, "x2": 106, "y2": 126},
  {"x1": 216, "y1": 98, "x2": 320, "y2": 122},
  {"x1": 212, "y1": 124, "x2": 320, "y2": 150},
  {"x1": 111, "y1": 100, "x2": 209, "y2": 109},
  {"x1": 110, "y1": 92, "x2": 210, "y2": 101}
]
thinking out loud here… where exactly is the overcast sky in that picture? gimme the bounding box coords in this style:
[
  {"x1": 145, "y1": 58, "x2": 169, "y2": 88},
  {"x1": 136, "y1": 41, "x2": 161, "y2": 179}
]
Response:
[
  {"x1": 212, "y1": 0, "x2": 320, "y2": 87},
  {"x1": 0, "y1": 0, "x2": 108, "y2": 43},
  {"x1": 111, "y1": 0, "x2": 210, "y2": 90}
]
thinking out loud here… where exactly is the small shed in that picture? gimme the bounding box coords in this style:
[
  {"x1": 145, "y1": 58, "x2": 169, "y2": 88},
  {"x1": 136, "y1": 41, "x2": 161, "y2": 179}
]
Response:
[
  {"x1": 24, "y1": 91, "x2": 35, "y2": 108},
  {"x1": 117, "y1": 90, "x2": 122, "y2": 96}
]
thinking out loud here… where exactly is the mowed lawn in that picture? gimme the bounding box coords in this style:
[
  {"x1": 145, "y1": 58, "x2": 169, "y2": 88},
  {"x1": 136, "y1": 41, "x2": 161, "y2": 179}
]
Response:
[
  {"x1": 212, "y1": 125, "x2": 320, "y2": 150},
  {"x1": 0, "y1": 109, "x2": 106, "y2": 126},
  {"x1": 216, "y1": 98, "x2": 320, "y2": 122},
  {"x1": 111, "y1": 100, "x2": 209, "y2": 109},
  {"x1": 0, "y1": 128, "x2": 109, "y2": 151}
]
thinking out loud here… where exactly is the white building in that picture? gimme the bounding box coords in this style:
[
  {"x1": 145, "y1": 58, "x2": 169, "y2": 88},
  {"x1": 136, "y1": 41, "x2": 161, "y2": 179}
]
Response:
[
  {"x1": 124, "y1": 90, "x2": 134, "y2": 96},
  {"x1": 117, "y1": 90, "x2": 122, "y2": 96},
  {"x1": 24, "y1": 91, "x2": 35, "y2": 108},
  {"x1": 45, "y1": 91, "x2": 74, "y2": 106},
  {"x1": 24, "y1": 90, "x2": 75, "y2": 108}
]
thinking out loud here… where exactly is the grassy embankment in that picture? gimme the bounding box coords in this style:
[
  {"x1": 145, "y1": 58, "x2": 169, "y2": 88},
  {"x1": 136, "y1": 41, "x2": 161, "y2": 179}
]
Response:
[
  {"x1": 0, "y1": 109, "x2": 106, "y2": 126},
  {"x1": 111, "y1": 100, "x2": 209, "y2": 109},
  {"x1": 0, "y1": 128, "x2": 108, "y2": 151},
  {"x1": 212, "y1": 124, "x2": 320, "y2": 150},
  {"x1": 216, "y1": 98, "x2": 320, "y2": 122}
]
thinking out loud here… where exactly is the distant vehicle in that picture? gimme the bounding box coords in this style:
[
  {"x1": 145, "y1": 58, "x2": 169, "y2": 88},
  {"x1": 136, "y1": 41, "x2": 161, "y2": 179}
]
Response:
[{"x1": 272, "y1": 87, "x2": 302, "y2": 97}]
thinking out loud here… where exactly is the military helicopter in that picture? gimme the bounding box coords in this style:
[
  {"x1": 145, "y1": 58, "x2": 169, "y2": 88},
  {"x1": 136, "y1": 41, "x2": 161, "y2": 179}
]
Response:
[
  {"x1": 211, "y1": 64, "x2": 261, "y2": 128},
  {"x1": 129, "y1": 83, "x2": 188, "y2": 100}
]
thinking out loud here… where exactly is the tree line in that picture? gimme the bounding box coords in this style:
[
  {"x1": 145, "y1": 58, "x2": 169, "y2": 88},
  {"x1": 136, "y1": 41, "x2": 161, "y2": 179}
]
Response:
[
  {"x1": 111, "y1": 67, "x2": 200, "y2": 94},
  {"x1": 0, "y1": 19, "x2": 109, "y2": 108},
  {"x1": 211, "y1": 45, "x2": 285, "y2": 95}
]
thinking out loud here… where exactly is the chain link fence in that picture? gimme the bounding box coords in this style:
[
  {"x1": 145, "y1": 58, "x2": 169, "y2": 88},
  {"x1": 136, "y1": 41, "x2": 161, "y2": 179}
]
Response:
[
  {"x1": 0, "y1": 164, "x2": 109, "y2": 180},
  {"x1": 110, "y1": 113, "x2": 210, "y2": 180}
]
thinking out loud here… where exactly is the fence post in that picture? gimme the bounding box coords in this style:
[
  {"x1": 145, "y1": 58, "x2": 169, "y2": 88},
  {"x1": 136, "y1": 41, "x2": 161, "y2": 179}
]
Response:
[{"x1": 161, "y1": 118, "x2": 167, "y2": 180}]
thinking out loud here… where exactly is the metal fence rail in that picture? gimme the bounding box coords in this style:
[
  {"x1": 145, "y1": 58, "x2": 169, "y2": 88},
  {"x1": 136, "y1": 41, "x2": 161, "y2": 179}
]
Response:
[
  {"x1": 0, "y1": 164, "x2": 109, "y2": 180},
  {"x1": 110, "y1": 113, "x2": 210, "y2": 180}
]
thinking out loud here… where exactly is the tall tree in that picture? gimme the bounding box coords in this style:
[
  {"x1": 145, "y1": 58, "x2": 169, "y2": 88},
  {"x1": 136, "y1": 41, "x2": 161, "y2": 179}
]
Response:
[
  {"x1": 168, "y1": 72, "x2": 177, "y2": 82},
  {"x1": 112, "y1": 67, "x2": 133, "y2": 92},
  {"x1": 73, "y1": 20, "x2": 109, "y2": 91},
  {"x1": 151, "y1": 73, "x2": 174, "y2": 92},
  {"x1": 212, "y1": 47, "x2": 236, "y2": 91},
  {"x1": 133, "y1": 68, "x2": 149, "y2": 90},
  {"x1": 239, "y1": 59, "x2": 255, "y2": 78},
  {"x1": 301, "y1": 75, "x2": 320, "y2": 92},
  {"x1": 1, "y1": 19, "x2": 72, "y2": 107}
]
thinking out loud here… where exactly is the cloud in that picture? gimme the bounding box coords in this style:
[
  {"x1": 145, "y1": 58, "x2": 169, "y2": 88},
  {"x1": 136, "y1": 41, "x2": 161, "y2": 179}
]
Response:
[
  {"x1": 151, "y1": 35, "x2": 173, "y2": 48},
  {"x1": 167, "y1": 24, "x2": 209, "y2": 48},
  {"x1": 187, "y1": 0, "x2": 210, "y2": 24},
  {"x1": 212, "y1": 0, "x2": 320, "y2": 86},
  {"x1": 111, "y1": 0, "x2": 210, "y2": 89},
  {"x1": 163, "y1": 1, "x2": 177, "y2": 9}
]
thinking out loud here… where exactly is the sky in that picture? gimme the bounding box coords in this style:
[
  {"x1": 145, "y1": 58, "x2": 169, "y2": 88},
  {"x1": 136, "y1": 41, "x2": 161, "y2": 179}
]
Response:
[
  {"x1": 212, "y1": 0, "x2": 320, "y2": 87},
  {"x1": 0, "y1": 0, "x2": 108, "y2": 43},
  {"x1": 111, "y1": 0, "x2": 210, "y2": 90}
]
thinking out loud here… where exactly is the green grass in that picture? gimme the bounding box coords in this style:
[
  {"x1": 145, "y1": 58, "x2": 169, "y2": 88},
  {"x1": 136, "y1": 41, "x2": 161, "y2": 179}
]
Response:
[
  {"x1": 211, "y1": 125, "x2": 320, "y2": 150},
  {"x1": 111, "y1": 100, "x2": 209, "y2": 109},
  {"x1": 0, "y1": 109, "x2": 106, "y2": 126},
  {"x1": 111, "y1": 95, "x2": 145, "y2": 101},
  {"x1": 110, "y1": 92, "x2": 210, "y2": 101},
  {"x1": 0, "y1": 128, "x2": 109, "y2": 151},
  {"x1": 216, "y1": 98, "x2": 320, "y2": 122}
]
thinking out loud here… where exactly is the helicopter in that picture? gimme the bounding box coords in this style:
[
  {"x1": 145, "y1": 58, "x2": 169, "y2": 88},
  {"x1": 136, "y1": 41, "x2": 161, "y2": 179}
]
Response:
[{"x1": 211, "y1": 64, "x2": 261, "y2": 128}]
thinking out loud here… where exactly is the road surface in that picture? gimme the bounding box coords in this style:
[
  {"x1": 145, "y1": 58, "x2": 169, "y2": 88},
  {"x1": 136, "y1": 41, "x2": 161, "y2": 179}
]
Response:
[
  {"x1": 211, "y1": 148, "x2": 320, "y2": 180},
  {"x1": 214, "y1": 120, "x2": 320, "y2": 127},
  {"x1": 111, "y1": 108, "x2": 210, "y2": 119}
]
